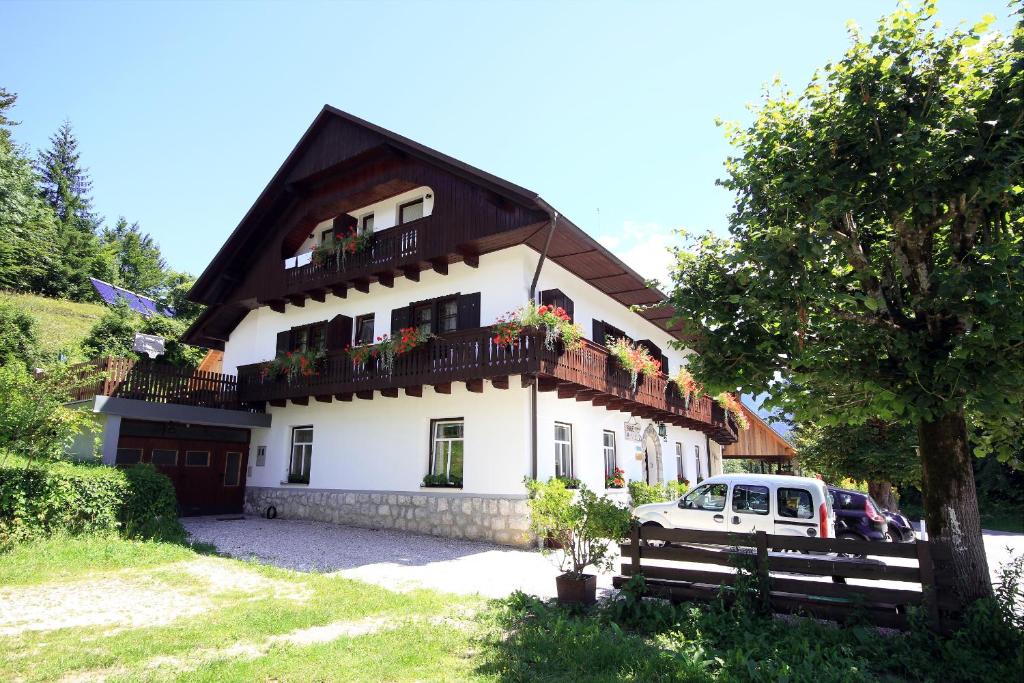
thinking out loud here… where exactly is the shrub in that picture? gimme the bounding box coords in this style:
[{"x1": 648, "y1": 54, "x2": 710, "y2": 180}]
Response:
[
  {"x1": 422, "y1": 473, "x2": 462, "y2": 488},
  {"x1": 0, "y1": 301, "x2": 40, "y2": 367},
  {"x1": 0, "y1": 361, "x2": 97, "y2": 464},
  {"x1": 524, "y1": 478, "x2": 632, "y2": 577},
  {"x1": 628, "y1": 479, "x2": 691, "y2": 507},
  {"x1": 0, "y1": 458, "x2": 184, "y2": 549}
]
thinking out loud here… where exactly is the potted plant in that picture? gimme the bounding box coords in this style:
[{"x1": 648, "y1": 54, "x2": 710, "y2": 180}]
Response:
[
  {"x1": 261, "y1": 347, "x2": 325, "y2": 383},
  {"x1": 345, "y1": 326, "x2": 431, "y2": 375},
  {"x1": 605, "y1": 467, "x2": 626, "y2": 489},
  {"x1": 714, "y1": 392, "x2": 749, "y2": 430},
  {"x1": 525, "y1": 478, "x2": 632, "y2": 605},
  {"x1": 312, "y1": 227, "x2": 372, "y2": 266}
]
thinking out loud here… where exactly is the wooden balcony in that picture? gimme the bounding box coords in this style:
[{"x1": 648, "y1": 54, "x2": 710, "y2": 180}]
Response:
[
  {"x1": 70, "y1": 357, "x2": 255, "y2": 412},
  {"x1": 236, "y1": 329, "x2": 739, "y2": 443},
  {"x1": 281, "y1": 215, "x2": 435, "y2": 298}
]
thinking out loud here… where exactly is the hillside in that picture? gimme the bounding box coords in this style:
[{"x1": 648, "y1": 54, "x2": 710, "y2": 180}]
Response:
[{"x1": 0, "y1": 291, "x2": 107, "y2": 361}]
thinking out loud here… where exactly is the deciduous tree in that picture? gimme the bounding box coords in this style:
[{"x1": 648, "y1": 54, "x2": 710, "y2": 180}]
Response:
[{"x1": 669, "y1": 2, "x2": 1022, "y2": 600}]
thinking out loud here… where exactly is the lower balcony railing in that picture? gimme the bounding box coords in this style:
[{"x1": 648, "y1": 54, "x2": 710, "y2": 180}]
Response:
[
  {"x1": 70, "y1": 357, "x2": 256, "y2": 412},
  {"x1": 236, "y1": 329, "x2": 739, "y2": 443}
]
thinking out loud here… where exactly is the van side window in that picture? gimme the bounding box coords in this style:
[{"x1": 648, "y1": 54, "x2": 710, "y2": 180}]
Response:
[
  {"x1": 732, "y1": 484, "x2": 769, "y2": 515},
  {"x1": 777, "y1": 487, "x2": 813, "y2": 519},
  {"x1": 681, "y1": 483, "x2": 727, "y2": 512}
]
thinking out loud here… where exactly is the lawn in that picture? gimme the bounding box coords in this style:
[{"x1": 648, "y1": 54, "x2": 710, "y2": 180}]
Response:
[
  {"x1": 0, "y1": 290, "x2": 107, "y2": 361},
  {"x1": 2, "y1": 535, "x2": 1021, "y2": 682}
]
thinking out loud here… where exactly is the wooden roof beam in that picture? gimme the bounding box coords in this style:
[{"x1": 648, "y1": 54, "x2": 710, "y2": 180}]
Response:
[
  {"x1": 335, "y1": 392, "x2": 353, "y2": 401},
  {"x1": 308, "y1": 289, "x2": 327, "y2": 303},
  {"x1": 330, "y1": 284, "x2": 347, "y2": 299},
  {"x1": 353, "y1": 279, "x2": 370, "y2": 294},
  {"x1": 491, "y1": 376, "x2": 509, "y2": 389},
  {"x1": 433, "y1": 382, "x2": 452, "y2": 394},
  {"x1": 404, "y1": 385, "x2": 423, "y2": 397},
  {"x1": 401, "y1": 265, "x2": 421, "y2": 282},
  {"x1": 377, "y1": 272, "x2": 395, "y2": 288},
  {"x1": 291, "y1": 396, "x2": 309, "y2": 406},
  {"x1": 286, "y1": 294, "x2": 306, "y2": 307},
  {"x1": 356, "y1": 390, "x2": 374, "y2": 400},
  {"x1": 430, "y1": 258, "x2": 448, "y2": 276},
  {"x1": 314, "y1": 394, "x2": 333, "y2": 403},
  {"x1": 465, "y1": 378, "x2": 484, "y2": 393},
  {"x1": 380, "y1": 387, "x2": 398, "y2": 398}
]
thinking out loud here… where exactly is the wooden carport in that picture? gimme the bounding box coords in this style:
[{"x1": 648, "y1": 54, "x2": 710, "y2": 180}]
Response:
[{"x1": 722, "y1": 403, "x2": 797, "y2": 474}]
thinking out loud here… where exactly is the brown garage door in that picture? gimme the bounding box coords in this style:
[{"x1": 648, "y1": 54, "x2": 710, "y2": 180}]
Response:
[{"x1": 115, "y1": 421, "x2": 250, "y2": 516}]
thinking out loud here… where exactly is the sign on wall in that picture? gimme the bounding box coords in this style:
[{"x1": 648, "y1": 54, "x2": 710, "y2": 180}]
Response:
[{"x1": 624, "y1": 421, "x2": 642, "y2": 442}]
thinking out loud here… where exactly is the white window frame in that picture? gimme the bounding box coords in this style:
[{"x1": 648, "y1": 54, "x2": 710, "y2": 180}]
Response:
[
  {"x1": 289, "y1": 426, "x2": 313, "y2": 484},
  {"x1": 554, "y1": 422, "x2": 573, "y2": 479},
  {"x1": 429, "y1": 418, "x2": 464, "y2": 482},
  {"x1": 675, "y1": 442, "x2": 684, "y2": 480},
  {"x1": 602, "y1": 430, "x2": 617, "y2": 479},
  {"x1": 694, "y1": 444, "x2": 703, "y2": 483}
]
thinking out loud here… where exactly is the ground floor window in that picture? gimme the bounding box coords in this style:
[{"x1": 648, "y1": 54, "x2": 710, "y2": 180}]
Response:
[
  {"x1": 289, "y1": 426, "x2": 313, "y2": 484},
  {"x1": 694, "y1": 444, "x2": 703, "y2": 483},
  {"x1": 554, "y1": 422, "x2": 573, "y2": 479},
  {"x1": 675, "y1": 442, "x2": 684, "y2": 482},
  {"x1": 602, "y1": 430, "x2": 617, "y2": 478},
  {"x1": 429, "y1": 419, "x2": 464, "y2": 485},
  {"x1": 115, "y1": 448, "x2": 141, "y2": 465}
]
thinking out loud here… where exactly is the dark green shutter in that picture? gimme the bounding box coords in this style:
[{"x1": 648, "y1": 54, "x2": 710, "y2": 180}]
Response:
[
  {"x1": 457, "y1": 292, "x2": 481, "y2": 329},
  {"x1": 276, "y1": 330, "x2": 290, "y2": 354},
  {"x1": 326, "y1": 314, "x2": 353, "y2": 352},
  {"x1": 391, "y1": 306, "x2": 412, "y2": 334},
  {"x1": 592, "y1": 319, "x2": 607, "y2": 347}
]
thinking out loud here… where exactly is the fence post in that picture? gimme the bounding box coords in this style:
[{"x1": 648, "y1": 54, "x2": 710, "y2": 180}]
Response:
[
  {"x1": 755, "y1": 531, "x2": 770, "y2": 610},
  {"x1": 916, "y1": 539, "x2": 942, "y2": 632},
  {"x1": 630, "y1": 522, "x2": 641, "y2": 577}
]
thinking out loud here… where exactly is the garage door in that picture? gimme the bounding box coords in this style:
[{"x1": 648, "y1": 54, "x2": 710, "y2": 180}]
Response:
[{"x1": 115, "y1": 422, "x2": 250, "y2": 516}]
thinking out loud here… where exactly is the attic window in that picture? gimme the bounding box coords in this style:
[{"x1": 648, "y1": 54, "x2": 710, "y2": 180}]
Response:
[{"x1": 399, "y1": 198, "x2": 424, "y2": 224}]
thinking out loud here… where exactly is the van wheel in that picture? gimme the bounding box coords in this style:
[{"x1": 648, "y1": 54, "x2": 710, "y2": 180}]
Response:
[
  {"x1": 641, "y1": 522, "x2": 667, "y2": 548},
  {"x1": 836, "y1": 533, "x2": 867, "y2": 559}
]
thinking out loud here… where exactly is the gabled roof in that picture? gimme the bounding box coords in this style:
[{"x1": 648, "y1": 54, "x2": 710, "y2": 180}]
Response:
[
  {"x1": 90, "y1": 277, "x2": 171, "y2": 317},
  {"x1": 188, "y1": 106, "x2": 686, "y2": 341}
]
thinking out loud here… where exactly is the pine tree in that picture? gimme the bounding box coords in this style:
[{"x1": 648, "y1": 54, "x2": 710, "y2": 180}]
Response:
[
  {"x1": 99, "y1": 217, "x2": 169, "y2": 297},
  {"x1": 0, "y1": 88, "x2": 60, "y2": 294},
  {"x1": 36, "y1": 120, "x2": 104, "y2": 300}
]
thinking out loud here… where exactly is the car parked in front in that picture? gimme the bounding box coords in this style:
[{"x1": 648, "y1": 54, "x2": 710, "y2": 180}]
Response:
[{"x1": 828, "y1": 486, "x2": 890, "y2": 542}]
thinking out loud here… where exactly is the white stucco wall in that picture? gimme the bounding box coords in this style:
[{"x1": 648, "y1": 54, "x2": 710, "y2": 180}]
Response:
[
  {"x1": 534, "y1": 255, "x2": 694, "y2": 377},
  {"x1": 246, "y1": 383, "x2": 531, "y2": 495},
  {"x1": 222, "y1": 247, "x2": 536, "y2": 375},
  {"x1": 536, "y1": 391, "x2": 710, "y2": 491}
]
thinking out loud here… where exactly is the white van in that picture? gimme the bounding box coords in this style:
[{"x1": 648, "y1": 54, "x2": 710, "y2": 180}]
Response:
[{"x1": 633, "y1": 473, "x2": 835, "y2": 539}]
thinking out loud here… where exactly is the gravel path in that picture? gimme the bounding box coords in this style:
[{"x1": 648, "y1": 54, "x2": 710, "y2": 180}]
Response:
[{"x1": 182, "y1": 516, "x2": 618, "y2": 599}]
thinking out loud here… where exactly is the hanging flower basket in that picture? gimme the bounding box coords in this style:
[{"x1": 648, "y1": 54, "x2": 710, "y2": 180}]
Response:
[
  {"x1": 345, "y1": 326, "x2": 431, "y2": 375},
  {"x1": 490, "y1": 302, "x2": 583, "y2": 351},
  {"x1": 260, "y1": 348, "x2": 325, "y2": 383},
  {"x1": 673, "y1": 367, "x2": 703, "y2": 403},
  {"x1": 312, "y1": 227, "x2": 372, "y2": 266},
  {"x1": 714, "y1": 392, "x2": 749, "y2": 430},
  {"x1": 606, "y1": 337, "x2": 661, "y2": 390}
]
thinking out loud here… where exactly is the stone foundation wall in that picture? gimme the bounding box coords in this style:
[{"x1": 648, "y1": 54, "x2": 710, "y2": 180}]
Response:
[{"x1": 245, "y1": 486, "x2": 533, "y2": 547}]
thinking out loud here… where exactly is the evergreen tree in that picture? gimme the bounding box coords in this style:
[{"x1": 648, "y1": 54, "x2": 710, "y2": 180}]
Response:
[
  {"x1": 99, "y1": 217, "x2": 168, "y2": 297},
  {"x1": 36, "y1": 120, "x2": 104, "y2": 300},
  {"x1": 0, "y1": 88, "x2": 60, "y2": 294}
]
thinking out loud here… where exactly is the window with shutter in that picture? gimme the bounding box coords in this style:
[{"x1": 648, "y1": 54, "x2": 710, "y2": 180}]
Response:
[
  {"x1": 592, "y1": 320, "x2": 607, "y2": 347},
  {"x1": 539, "y1": 289, "x2": 574, "y2": 320}
]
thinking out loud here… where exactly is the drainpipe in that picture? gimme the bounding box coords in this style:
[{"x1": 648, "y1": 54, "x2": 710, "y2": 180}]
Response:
[{"x1": 528, "y1": 212, "x2": 558, "y2": 480}]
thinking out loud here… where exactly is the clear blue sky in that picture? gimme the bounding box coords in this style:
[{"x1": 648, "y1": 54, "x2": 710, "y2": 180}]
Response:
[{"x1": 1, "y1": 0, "x2": 1012, "y2": 283}]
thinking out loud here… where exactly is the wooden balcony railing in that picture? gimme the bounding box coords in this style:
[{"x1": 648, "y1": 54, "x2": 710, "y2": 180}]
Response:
[
  {"x1": 70, "y1": 357, "x2": 254, "y2": 412},
  {"x1": 284, "y1": 216, "x2": 429, "y2": 293},
  {"x1": 236, "y1": 329, "x2": 739, "y2": 443}
]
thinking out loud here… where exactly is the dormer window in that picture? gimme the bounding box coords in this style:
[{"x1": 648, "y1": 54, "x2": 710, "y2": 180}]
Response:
[{"x1": 399, "y1": 198, "x2": 424, "y2": 224}]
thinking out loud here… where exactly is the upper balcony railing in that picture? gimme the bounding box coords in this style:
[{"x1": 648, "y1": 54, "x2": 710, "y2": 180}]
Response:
[
  {"x1": 69, "y1": 357, "x2": 256, "y2": 412},
  {"x1": 284, "y1": 216, "x2": 430, "y2": 293},
  {"x1": 236, "y1": 329, "x2": 738, "y2": 443}
]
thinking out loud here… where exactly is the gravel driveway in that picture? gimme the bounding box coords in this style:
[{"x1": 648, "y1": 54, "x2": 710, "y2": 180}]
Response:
[
  {"x1": 182, "y1": 516, "x2": 617, "y2": 599},
  {"x1": 183, "y1": 516, "x2": 1023, "y2": 600}
]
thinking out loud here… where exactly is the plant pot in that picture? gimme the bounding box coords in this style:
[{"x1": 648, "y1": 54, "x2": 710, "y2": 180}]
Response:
[{"x1": 555, "y1": 572, "x2": 597, "y2": 605}]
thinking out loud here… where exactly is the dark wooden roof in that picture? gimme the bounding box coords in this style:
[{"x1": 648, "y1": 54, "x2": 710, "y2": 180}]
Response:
[{"x1": 187, "y1": 106, "x2": 686, "y2": 345}]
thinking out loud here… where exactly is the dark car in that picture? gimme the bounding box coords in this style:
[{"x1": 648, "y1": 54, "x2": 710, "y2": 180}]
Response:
[
  {"x1": 828, "y1": 487, "x2": 888, "y2": 542},
  {"x1": 882, "y1": 509, "x2": 916, "y2": 543}
]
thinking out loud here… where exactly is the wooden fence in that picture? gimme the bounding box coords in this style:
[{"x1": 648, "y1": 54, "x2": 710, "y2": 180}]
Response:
[
  {"x1": 69, "y1": 357, "x2": 249, "y2": 411},
  {"x1": 614, "y1": 525, "x2": 960, "y2": 631}
]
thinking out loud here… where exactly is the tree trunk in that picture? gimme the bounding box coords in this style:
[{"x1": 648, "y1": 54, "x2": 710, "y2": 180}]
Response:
[
  {"x1": 868, "y1": 480, "x2": 898, "y2": 512},
  {"x1": 918, "y1": 407, "x2": 993, "y2": 602}
]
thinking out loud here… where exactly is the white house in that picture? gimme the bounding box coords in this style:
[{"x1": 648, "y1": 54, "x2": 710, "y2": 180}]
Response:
[{"x1": 82, "y1": 107, "x2": 739, "y2": 546}]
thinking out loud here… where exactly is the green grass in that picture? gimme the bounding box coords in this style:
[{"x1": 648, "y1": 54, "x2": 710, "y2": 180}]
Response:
[
  {"x1": 0, "y1": 290, "x2": 106, "y2": 360},
  {"x1": 3, "y1": 536, "x2": 1021, "y2": 682}
]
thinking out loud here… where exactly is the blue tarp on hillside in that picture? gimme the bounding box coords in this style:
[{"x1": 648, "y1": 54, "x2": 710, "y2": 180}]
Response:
[{"x1": 89, "y1": 277, "x2": 172, "y2": 317}]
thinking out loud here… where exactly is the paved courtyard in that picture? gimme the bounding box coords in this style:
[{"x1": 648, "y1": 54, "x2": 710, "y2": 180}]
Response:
[
  {"x1": 182, "y1": 516, "x2": 1023, "y2": 600},
  {"x1": 182, "y1": 516, "x2": 618, "y2": 599}
]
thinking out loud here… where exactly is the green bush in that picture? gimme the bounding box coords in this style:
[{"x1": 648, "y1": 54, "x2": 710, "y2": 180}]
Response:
[
  {"x1": 627, "y1": 480, "x2": 689, "y2": 506},
  {"x1": 0, "y1": 458, "x2": 184, "y2": 549},
  {"x1": 0, "y1": 300, "x2": 40, "y2": 367}
]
